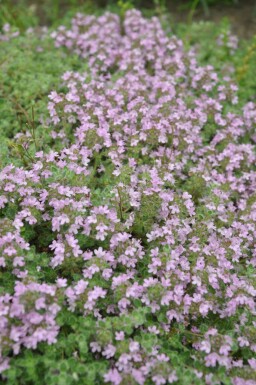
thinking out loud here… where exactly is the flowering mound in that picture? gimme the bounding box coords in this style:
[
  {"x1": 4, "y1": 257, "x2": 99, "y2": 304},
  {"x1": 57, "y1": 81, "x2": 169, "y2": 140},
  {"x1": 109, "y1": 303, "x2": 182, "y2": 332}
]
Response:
[{"x1": 1, "y1": 9, "x2": 256, "y2": 385}]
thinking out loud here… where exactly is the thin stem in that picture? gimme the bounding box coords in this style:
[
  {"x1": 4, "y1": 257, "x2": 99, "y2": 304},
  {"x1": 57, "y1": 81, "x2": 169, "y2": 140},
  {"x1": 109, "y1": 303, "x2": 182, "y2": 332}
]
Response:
[
  {"x1": 200, "y1": 0, "x2": 210, "y2": 17},
  {"x1": 117, "y1": 187, "x2": 124, "y2": 222}
]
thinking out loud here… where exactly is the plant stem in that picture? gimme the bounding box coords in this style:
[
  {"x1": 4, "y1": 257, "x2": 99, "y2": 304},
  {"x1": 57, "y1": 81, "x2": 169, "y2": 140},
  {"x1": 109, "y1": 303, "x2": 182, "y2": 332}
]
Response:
[
  {"x1": 117, "y1": 187, "x2": 124, "y2": 222},
  {"x1": 201, "y1": 0, "x2": 210, "y2": 17}
]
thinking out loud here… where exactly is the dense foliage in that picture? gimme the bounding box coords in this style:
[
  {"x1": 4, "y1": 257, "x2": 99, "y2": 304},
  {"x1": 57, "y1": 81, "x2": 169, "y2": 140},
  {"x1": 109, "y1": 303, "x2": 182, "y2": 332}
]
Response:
[{"x1": 0, "y1": 8, "x2": 256, "y2": 385}]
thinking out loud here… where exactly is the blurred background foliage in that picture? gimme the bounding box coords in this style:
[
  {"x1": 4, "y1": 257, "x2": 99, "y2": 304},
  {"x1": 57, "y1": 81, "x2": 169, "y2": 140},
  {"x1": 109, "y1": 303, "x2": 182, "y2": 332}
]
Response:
[{"x1": 1, "y1": 0, "x2": 256, "y2": 33}]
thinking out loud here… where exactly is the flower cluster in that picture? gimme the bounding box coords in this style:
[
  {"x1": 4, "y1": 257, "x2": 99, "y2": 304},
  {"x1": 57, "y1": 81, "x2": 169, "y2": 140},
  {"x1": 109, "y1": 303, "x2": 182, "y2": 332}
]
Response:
[
  {"x1": 0, "y1": 281, "x2": 60, "y2": 373},
  {"x1": 1, "y1": 9, "x2": 256, "y2": 385},
  {"x1": 0, "y1": 24, "x2": 20, "y2": 42},
  {"x1": 216, "y1": 31, "x2": 239, "y2": 55}
]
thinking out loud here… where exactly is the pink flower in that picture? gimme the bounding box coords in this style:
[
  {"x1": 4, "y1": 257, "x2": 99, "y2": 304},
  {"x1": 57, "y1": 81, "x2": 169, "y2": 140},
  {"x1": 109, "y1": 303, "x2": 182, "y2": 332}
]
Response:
[
  {"x1": 104, "y1": 369, "x2": 122, "y2": 385},
  {"x1": 103, "y1": 344, "x2": 116, "y2": 359}
]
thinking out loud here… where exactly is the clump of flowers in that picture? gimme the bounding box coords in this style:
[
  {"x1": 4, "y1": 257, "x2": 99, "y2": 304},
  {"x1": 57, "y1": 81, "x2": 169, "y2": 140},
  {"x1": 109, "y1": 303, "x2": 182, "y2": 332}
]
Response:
[
  {"x1": 0, "y1": 281, "x2": 60, "y2": 373},
  {"x1": 0, "y1": 9, "x2": 256, "y2": 385},
  {"x1": 217, "y1": 30, "x2": 239, "y2": 55},
  {"x1": 0, "y1": 24, "x2": 20, "y2": 42}
]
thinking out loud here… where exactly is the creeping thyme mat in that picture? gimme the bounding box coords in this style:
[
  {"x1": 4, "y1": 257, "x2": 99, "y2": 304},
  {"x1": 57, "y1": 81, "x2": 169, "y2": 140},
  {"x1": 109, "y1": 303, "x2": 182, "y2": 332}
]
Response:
[{"x1": 1, "y1": 9, "x2": 256, "y2": 385}]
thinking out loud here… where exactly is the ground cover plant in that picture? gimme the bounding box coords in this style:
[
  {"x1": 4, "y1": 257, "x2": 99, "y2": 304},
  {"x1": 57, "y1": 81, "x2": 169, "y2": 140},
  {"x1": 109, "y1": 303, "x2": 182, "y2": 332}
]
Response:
[{"x1": 0, "y1": 6, "x2": 256, "y2": 385}]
